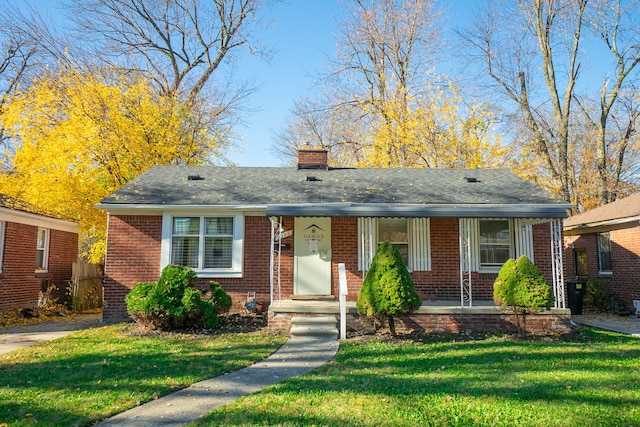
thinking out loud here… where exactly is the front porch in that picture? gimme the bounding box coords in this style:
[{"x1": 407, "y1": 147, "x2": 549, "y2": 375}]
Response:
[
  {"x1": 268, "y1": 299, "x2": 573, "y2": 336},
  {"x1": 264, "y1": 215, "x2": 570, "y2": 336}
]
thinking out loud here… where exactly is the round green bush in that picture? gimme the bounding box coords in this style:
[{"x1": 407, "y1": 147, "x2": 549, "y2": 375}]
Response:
[
  {"x1": 493, "y1": 255, "x2": 554, "y2": 336},
  {"x1": 210, "y1": 281, "x2": 233, "y2": 314},
  {"x1": 125, "y1": 265, "x2": 219, "y2": 330}
]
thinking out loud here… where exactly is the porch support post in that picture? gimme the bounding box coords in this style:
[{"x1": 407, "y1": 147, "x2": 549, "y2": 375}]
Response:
[
  {"x1": 269, "y1": 217, "x2": 276, "y2": 305},
  {"x1": 550, "y1": 219, "x2": 566, "y2": 309},
  {"x1": 269, "y1": 216, "x2": 283, "y2": 305},
  {"x1": 459, "y1": 219, "x2": 473, "y2": 307}
]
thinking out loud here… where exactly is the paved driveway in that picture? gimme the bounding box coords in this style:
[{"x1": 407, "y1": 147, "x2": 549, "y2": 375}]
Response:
[
  {"x1": 572, "y1": 313, "x2": 640, "y2": 337},
  {"x1": 0, "y1": 313, "x2": 102, "y2": 354}
]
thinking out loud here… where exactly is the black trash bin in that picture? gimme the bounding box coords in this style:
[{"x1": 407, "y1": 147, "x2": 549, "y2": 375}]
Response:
[{"x1": 567, "y1": 279, "x2": 586, "y2": 315}]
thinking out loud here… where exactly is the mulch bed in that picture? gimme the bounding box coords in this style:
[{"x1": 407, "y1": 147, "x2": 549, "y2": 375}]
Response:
[{"x1": 125, "y1": 311, "x2": 276, "y2": 338}]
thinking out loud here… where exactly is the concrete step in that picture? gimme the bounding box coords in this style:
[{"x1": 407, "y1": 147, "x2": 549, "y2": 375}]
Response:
[{"x1": 290, "y1": 315, "x2": 338, "y2": 339}]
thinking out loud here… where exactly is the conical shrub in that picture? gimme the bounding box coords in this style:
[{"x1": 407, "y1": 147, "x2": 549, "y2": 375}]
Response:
[{"x1": 357, "y1": 241, "x2": 421, "y2": 335}]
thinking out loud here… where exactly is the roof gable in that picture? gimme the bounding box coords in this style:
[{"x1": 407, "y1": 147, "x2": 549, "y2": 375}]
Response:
[{"x1": 564, "y1": 193, "x2": 640, "y2": 229}]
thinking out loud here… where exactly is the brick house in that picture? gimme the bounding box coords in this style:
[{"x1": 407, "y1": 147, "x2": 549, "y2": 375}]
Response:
[
  {"x1": 98, "y1": 147, "x2": 574, "y2": 333},
  {"x1": 564, "y1": 193, "x2": 640, "y2": 314},
  {"x1": 0, "y1": 195, "x2": 79, "y2": 310}
]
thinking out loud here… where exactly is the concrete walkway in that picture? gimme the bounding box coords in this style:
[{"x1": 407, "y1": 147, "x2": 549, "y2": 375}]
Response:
[
  {"x1": 0, "y1": 313, "x2": 102, "y2": 354},
  {"x1": 95, "y1": 336, "x2": 339, "y2": 427},
  {"x1": 572, "y1": 313, "x2": 640, "y2": 337}
]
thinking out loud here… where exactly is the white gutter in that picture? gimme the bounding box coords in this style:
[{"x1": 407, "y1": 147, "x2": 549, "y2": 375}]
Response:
[
  {"x1": 563, "y1": 215, "x2": 640, "y2": 234},
  {"x1": 96, "y1": 203, "x2": 267, "y2": 215},
  {"x1": 0, "y1": 207, "x2": 79, "y2": 234}
]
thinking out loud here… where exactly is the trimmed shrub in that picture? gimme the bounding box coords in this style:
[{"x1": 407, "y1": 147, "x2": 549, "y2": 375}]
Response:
[
  {"x1": 494, "y1": 256, "x2": 554, "y2": 336},
  {"x1": 357, "y1": 241, "x2": 421, "y2": 336},
  {"x1": 209, "y1": 281, "x2": 232, "y2": 314},
  {"x1": 125, "y1": 265, "x2": 219, "y2": 330},
  {"x1": 583, "y1": 277, "x2": 624, "y2": 313}
]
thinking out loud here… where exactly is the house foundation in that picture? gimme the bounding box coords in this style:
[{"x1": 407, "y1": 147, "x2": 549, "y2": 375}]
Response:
[{"x1": 268, "y1": 300, "x2": 573, "y2": 336}]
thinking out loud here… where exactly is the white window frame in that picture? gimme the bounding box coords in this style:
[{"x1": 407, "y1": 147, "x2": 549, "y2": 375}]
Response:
[
  {"x1": 0, "y1": 221, "x2": 5, "y2": 274},
  {"x1": 378, "y1": 217, "x2": 410, "y2": 265},
  {"x1": 36, "y1": 227, "x2": 50, "y2": 272},
  {"x1": 462, "y1": 218, "x2": 536, "y2": 274},
  {"x1": 597, "y1": 232, "x2": 613, "y2": 274},
  {"x1": 478, "y1": 219, "x2": 513, "y2": 272},
  {"x1": 358, "y1": 217, "x2": 431, "y2": 272},
  {"x1": 161, "y1": 213, "x2": 244, "y2": 278}
]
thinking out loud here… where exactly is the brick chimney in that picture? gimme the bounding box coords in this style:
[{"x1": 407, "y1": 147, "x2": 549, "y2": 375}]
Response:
[{"x1": 297, "y1": 143, "x2": 328, "y2": 170}]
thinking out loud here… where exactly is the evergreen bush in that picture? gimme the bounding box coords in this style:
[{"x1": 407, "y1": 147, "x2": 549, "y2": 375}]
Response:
[
  {"x1": 210, "y1": 281, "x2": 233, "y2": 314},
  {"x1": 125, "y1": 265, "x2": 219, "y2": 330},
  {"x1": 357, "y1": 240, "x2": 421, "y2": 336},
  {"x1": 584, "y1": 277, "x2": 619, "y2": 313},
  {"x1": 493, "y1": 255, "x2": 554, "y2": 337}
]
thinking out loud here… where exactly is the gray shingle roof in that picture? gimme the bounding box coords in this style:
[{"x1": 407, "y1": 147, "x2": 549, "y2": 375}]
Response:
[{"x1": 98, "y1": 166, "x2": 571, "y2": 218}]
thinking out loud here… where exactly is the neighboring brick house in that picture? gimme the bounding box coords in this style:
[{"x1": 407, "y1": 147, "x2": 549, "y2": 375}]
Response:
[
  {"x1": 0, "y1": 195, "x2": 79, "y2": 310},
  {"x1": 564, "y1": 193, "x2": 640, "y2": 313},
  {"x1": 98, "y1": 147, "x2": 573, "y2": 333}
]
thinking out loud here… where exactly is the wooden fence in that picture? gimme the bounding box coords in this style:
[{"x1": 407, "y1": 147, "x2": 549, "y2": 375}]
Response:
[{"x1": 71, "y1": 262, "x2": 103, "y2": 312}]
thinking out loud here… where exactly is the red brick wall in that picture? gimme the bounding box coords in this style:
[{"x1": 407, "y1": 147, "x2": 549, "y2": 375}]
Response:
[
  {"x1": 103, "y1": 214, "x2": 276, "y2": 322},
  {"x1": 398, "y1": 312, "x2": 572, "y2": 334},
  {"x1": 297, "y1": 148, "x2": 328, "y2": 168},
  {"x1": 0, "y1": 222, "x2": 78, "y2": 310},
  {"x1": 269, "y1": 311, "x2": 572, "y2": 335},
  {"x1": 609, "y1": 226, "x2": 640, "y2": 310},
  {"x1": 281, "y1": 218, "x2": 554, "y2": 304},
  {"x1": 266, "y1": 217, "x2": 295, "y2": 299},
  {"x1": 197, "y1": 216, "x2": 274, "y2": 312},
  {"x1": 103, "y1": 214, "x2": 561, "y2": 322},
  {"x1": 103, "y1": 215, "x2": 162, "y2": 322},
  {"x1": 331, "y1": 217, "x2": 361, "y2": 297},
  {"x1": 415, "y1": 218, "x2": 468, "y2": 300},
  {"x1": 564, "y1": 225, "x2": 640, "y2": 311}
]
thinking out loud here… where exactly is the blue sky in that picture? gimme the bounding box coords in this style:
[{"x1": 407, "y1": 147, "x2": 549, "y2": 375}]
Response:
[
  {"x1": 227, "y1": 1, "x2": 340, "y2": 167},
  {"x1": 14, "y1": 1, "x2": 623, "y2": 167},
  {"x1": 16, "y1": 0, "x2": 476, "y2": 167},
  {"x1": 34, "y1": 1, "x2": 625, "y2": 168},
  {"x1": 230, "y1": 0, "x2": 474, "y2": 167}
]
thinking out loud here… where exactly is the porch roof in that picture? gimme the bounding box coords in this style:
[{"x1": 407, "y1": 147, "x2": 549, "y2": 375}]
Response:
[
  {"x1": 265, "y1": 202, "x2": 568, "y2": 218},
  {"x1": 99, "y1": 165, "x2": 571, "y2": 218}
]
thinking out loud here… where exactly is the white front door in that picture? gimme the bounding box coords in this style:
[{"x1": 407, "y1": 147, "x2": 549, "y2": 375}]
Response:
[{"x1": 294, "y1": 217, "x2": 332, "y2": 295}]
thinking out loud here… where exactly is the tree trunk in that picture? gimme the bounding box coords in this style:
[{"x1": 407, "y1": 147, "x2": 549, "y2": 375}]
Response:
[{"x1": 388, "y1": 316, "x2": 396, "y2": 337}]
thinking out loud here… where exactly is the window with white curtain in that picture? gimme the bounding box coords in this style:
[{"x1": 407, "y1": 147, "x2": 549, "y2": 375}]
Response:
[
  {"x1": 378, "y1": 218, "x2": 409, "y2": 263},
  {"x1": 460, "y1": 218, "x2": 535, "y2": 273},
  {"x1": 359, "y1": 217, "x2": 431, "y2": 272},
  {"x1": 479, "y1": 219, "x2": 512, "y2": 268}
]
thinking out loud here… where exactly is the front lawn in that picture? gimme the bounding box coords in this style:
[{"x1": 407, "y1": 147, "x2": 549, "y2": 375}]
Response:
[
  {"x1": 0, "y1": 323, "x2": 286, "y2": 426},
  {"x1": 195, "y1": 329, "x2": 640, "y2": 427}
]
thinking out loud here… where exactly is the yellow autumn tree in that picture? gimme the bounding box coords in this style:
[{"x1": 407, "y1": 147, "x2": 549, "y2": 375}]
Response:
[
  {"x1": 359, "y1": 81, "x2": 509, "y2": 169},
  {"x1": 1, "y1": 68, "x2": 224, "y2": 262}
]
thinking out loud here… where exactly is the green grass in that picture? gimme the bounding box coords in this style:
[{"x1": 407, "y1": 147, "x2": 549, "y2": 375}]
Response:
[
  {"x1": 3, "y1": 325, "x2": 640, "y2": 427},
  {"x1": 0, "y1": 324, "x2": 286, "y2": 426},
  {"x1": 194, "y1": 329, "x2": 640, "y2": 427}
]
